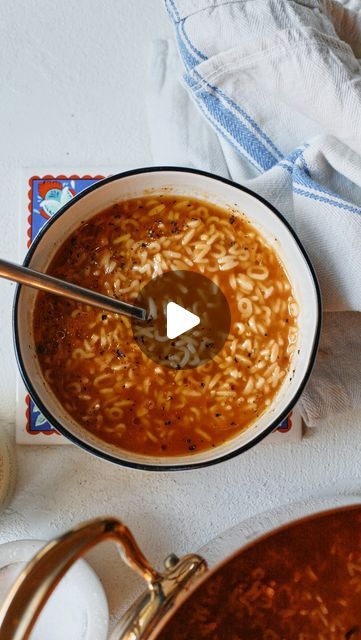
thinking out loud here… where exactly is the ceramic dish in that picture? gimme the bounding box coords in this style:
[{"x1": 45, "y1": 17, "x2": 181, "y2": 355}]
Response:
[
  {"x1": 14, "y1": 167, "x2": 321, "y2": 470},
  {"x1": 0, "y1": 539, "x2": 108, "y2": 640}
]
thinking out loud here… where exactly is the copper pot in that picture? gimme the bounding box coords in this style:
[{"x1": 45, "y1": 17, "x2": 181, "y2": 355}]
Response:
[{"x1": 1, "y1": 505, "x2": 361, "y2": 639}]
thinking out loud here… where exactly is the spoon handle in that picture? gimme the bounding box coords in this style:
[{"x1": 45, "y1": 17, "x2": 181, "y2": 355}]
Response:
[{"x1": 0, "y1": 258, "x2": 146, "y2": 321}]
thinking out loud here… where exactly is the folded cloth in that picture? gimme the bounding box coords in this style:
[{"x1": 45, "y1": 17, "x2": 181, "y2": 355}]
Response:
[
  {"x1": 147, "y1": 0, "x2": 361, "y2": 426},
  {"x1": 301, "y1": 312, "x2": 361, "y2": 426}
]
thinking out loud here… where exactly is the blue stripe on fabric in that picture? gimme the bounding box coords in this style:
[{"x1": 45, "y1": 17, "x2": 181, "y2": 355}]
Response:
[
  {"x1": 164, "y1": 0, "x2": 177, "y2": 21},
  {"x1": 169, "y1": 0, "x2": 180, "y2": 20},
  {"x1": 164, "y1": 0, "x2": 172, "y2": 19},
  {"x1": 284, "y1": 145, "x2": 308, "y2": 164},
  {"x1": 196, "y1": 91, "x2": 262, "y2": 173},
  {"x1": 179, "y1": 53, "x2": 280, "y2": 170},
  {"x1": 175, "y1": 26, "x2": 199, "y2": 70},
  {"x1": 177, "y1": 28, "x2": 269, "y2": 170},
  {"x1": 180, "y1": 19, "x2": 208, "y2": 61},
  {"x1": 293, "y1": 187, "x2": 361, "y2": 216},
  {"x1": 298, "y1": 153, "x2": 311, "y2": 178},
  {"x1": 192, "y1": 72, "x2": 283, "y2": 161},
  {"x1": 191, "y1": 68, "x2": 283, "y2": 162},
  {"x1": 185, "y1": 77, "x2": 274, "y2": 171},
  {"x1": 279, "y1": 162, "x2": 293, "y2": 174},
  {"x1": 169, "y1": 3, "x2": 283, "y2": 165},
  {"x1": 184, "y1": 74, "x2": 261, "y2": 172},
  {"x1": 291, "y1": 156, "x2": 358, "y2": 203},
  {"x1": 172, "y1": 16, "x2": 205, "y2": 71},
  {"x1": 280, "y1": 145, "x2": 354, "y2": 201},
  {"x1": 280, "y1": 154, "x2": 361, "y2": 214},
  {"x1": 293, "y1": 167, "x2": 341, "y2": 198},
  {"x1": 195, "y1": 82, "x2": 278, "y2": 170}
]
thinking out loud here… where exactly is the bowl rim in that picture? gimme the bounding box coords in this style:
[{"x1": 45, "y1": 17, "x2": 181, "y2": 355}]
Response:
[{"x1": 13, "y1": 166, "x2": 322, "y2": 471}]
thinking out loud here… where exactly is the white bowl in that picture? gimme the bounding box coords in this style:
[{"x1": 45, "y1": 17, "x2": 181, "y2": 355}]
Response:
[
  {"x1": 14, "y1": 167, "x2": 321, "y2": 470},
  {"x1": 0, "y1": 540, "x2": 109, "y2": 640}
]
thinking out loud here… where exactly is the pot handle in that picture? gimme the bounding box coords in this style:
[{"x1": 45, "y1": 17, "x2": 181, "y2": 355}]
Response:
[{"x1": 0, "y1": 517, "x2": 206, "y2": 640}]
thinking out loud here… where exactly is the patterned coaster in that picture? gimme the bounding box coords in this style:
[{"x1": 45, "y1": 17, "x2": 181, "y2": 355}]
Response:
[{"x1": 16, "y1": 172, "x2": 302, "y2": 444}]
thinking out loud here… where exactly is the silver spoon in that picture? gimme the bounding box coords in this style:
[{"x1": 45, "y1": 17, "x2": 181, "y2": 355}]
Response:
[{"x1": 0, "y1": 258, "x2": 147, "y2": 321}]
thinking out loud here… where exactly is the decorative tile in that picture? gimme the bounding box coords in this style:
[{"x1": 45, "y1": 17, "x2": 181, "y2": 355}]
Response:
[{"x1": 17, "y1": 173, "x2": 104, "y2": 444}]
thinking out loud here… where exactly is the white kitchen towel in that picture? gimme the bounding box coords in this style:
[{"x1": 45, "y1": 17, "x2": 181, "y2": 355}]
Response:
[{"x1": 147, "y1": 0, "x2": 361, "y2": 426}]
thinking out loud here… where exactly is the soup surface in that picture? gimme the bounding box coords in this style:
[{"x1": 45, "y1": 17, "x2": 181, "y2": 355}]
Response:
[
  {"x1": 33, "y1": 195, "x2": 298, "y2": 457},
  {"x1": 158, "y1": 506, "x2": 361, "y2": 639}
]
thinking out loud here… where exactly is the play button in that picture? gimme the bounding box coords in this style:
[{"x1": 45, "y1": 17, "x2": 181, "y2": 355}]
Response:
[
  {"x1": 131, "y1": 270, "x2": 231, "y2": 370},
  {"x1": 166, "y1": 302, "x2": 200, "y2": 340}
]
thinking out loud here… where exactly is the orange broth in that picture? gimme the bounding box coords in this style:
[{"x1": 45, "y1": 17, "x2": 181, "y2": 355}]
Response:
[{"x1": 33, "y1": 195, "x2": 298, "y2": 457}]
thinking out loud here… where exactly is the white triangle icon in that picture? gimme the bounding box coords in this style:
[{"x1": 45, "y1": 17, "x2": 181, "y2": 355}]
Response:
[{"x1": 166, "y1": 302, "x2": 200, "y2": 340}]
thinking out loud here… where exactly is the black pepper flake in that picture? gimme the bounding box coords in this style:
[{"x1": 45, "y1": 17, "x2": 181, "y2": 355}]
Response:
[
  {"x1": 229, "y1": 215, "x2": 235, "y2": 224},
  {"x1": 215, "y1": 412, "x2": 221, "y2": 417},
  {"x1": 188, "y1": 444, "x2": 196, "y2": 451},
  {"x1": 116, "y1": 349, "x2": 125, "y2": 358},
  {"x1": 200, "y1": 382, "x2": 205, "y2": 388},
  {"x1": 102, "y1": 314, "x2": 107, "y2": 320},
  {"x1": 164, "y1": 420, "x2": 172, "y2": 426}
]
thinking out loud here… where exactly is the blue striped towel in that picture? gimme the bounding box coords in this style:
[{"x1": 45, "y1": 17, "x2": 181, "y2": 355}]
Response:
[{"x1": 147, "y1": 0, "x2": 361, "y2": 425}]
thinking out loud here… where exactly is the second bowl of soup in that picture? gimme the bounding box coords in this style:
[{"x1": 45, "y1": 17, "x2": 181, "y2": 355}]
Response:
[{"x1": 14, "y1": 168, "x2": 321, "y2": 470}]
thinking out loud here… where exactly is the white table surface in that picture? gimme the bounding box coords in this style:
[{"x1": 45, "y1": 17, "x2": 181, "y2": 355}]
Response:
[{"x1": 0, "y1": 0, "x2": 361, "y2": 632}]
